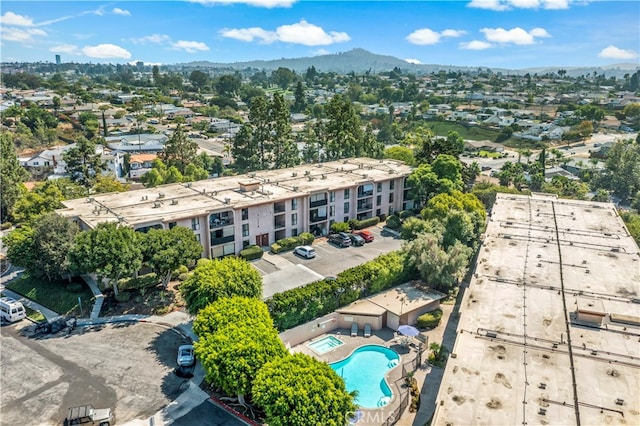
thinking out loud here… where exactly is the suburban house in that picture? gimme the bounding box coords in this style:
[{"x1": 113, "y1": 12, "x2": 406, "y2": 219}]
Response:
[
  {"x1": 56, "y1": 157, "x2": 413, "y2": 258},
  {"x1": 128, "y1": 153, "x2": 158, "y2": 179},
  {"x1": 105, "y1": 134, "x2": 167, "y2": 152}
]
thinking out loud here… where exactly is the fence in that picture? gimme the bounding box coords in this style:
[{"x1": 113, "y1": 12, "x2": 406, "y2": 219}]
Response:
[{"x1": 380, "y1": 345, "x2": 426, "y2": 426}]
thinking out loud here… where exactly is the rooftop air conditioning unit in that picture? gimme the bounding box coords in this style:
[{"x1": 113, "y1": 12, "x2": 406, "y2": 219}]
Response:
[
  {"x1": 292, "y1": 172, "x2": 297, "y2": 177},
  {"x1": 171, "y1": 199, "x2": 178, "y2": 205},
  {"x1": 304, "y1": 170, "x2": 310, "y2": 175},
  {"x1": 321, "y1": 174, "x2": 326, "y2": 179},
  {"x1": 224, "y1": 198, "x2": 231, "y2": 204},
  {"x1": 158, "y1": 192, "x2": 165, "y2": 198},
  {"x1": 86, "y1": 197, "x2": 94, "y2": 203},
  {"x1": 292, "y1": 186, "x2": 299, "y2": 191},
  {"x1": 153, "y1": 201, "x2": 161, "y2": 208}
]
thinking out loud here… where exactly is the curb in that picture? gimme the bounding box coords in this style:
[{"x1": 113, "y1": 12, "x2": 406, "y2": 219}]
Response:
[{"x1": 208, "y1": 397, "x2": 261, "y2": 426}]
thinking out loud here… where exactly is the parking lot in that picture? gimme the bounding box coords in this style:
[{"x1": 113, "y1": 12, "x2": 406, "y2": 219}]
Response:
[
  {"x1": 0, "y1": 321, "x2": 190, "y2": 425},
  {"x1": 257, "y1": 226, "x2": 404, "y2": 299}
]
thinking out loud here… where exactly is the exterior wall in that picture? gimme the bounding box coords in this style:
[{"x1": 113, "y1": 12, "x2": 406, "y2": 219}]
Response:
[
  {"x1": 279, "y1": 312, "x2": 340, "y2": 348},
  {"x1": 406, "y1": 300, "x2": 441, "y2": 326},
  {"x1": 337, "y1": 312, "x2": 384, "y2": 331},
  {"x1": 576, "y1": 310, "x2": 605, "y2": 324},
  {"x1": 387, "y1": 313, "x2": 400, "y2": 331}
]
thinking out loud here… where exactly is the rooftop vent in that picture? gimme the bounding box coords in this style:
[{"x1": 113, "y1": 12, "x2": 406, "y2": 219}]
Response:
[
  {"x1": 486, "y1": 331, "x2": 497, "y2": 339},
  {"x1": 304, "y1": 170, "x2": 310, "y2": 175},
  {"x1": 248, "y1": 173, "x2": 255, "y2": 178},
  {"x1": 158, "y1": 192, "x2": 165, "y2": 198},
  {"x1": 224, "y1": 198, "x2": 230, "y2": 204},
  {"x1": 321, "y1": 174, "x2": 326, "y2": 179},
  {"x1": 538, "y1": 409, "x2": 547, "y2": 416},
  {"x1": 186, "y1": 182, "x2": 192, "y2": 188},
  {"x1": 538, "y1": 383, "x2": 547, "y2": 389},
  {"x1": 615, "y1": 398, "x2": 624, "y2": 406},
  {"x1": 86, "y1": 197, "x2": 94, "y2": 203},
  {"x1": 292, "y1": 172, "x2": 297, "y2": 177},
  {"x1": 171, "y1": 199, "x2": 178, "y2": 205},
  {"x1": 292, "y1": 186, "x2": 299, "y2": 191},
  {"x1": 153, "y1": 201, "x2": 161, "y2": 208}
]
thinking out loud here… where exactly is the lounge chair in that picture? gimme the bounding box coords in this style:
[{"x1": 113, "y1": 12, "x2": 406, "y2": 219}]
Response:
[
  {"x1": 364, "y1": 323, "x2": 371, "y2": 338},
  {"x1": 351, "y1": 322, "x2": 358, "y2": 337}
]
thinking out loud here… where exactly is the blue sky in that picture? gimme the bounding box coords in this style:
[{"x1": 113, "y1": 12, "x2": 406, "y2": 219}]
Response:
[{"x1": 1, "y1": 1, "x2": 638, "y2": 69}]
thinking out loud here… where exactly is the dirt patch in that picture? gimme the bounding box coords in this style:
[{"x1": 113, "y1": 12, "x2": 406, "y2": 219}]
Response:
[{"x1": 101, "y1": 280, "x2": 186, "y2": 317}]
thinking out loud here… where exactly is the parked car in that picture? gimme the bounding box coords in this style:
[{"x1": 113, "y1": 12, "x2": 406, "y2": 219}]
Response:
[
  {"x1": 294, "y1": 245, "x2": 316, "y2": 259},
  {"x1": 355, "y1": 230, "x2": 375, "y2": 243},
  {"x1": 177, "y1": 345, "x2": 195, "y2": 367},
  {"x1": 349, "y1": 233, "x2": 366, "y2": 246},
  {"x1": 64, "y1": 404, "x2": 115, "y2": 425},
  {"x1": 328, "y1": 232, "x2": 352, "y2": 247}
]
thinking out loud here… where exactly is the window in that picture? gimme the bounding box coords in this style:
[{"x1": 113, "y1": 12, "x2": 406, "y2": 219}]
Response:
[
  {"x1": 242, "y1": 208, "x2": 248, "y2": 220},
  {"x1": 344, "y1": 188, "x2": 350, "y2": 198},
  {"x1": 291, "y1": 213, "x2": 298, "y2": 226},
  {"x1": 292, "y1": 228, "x2": 299, "y2": 237},
  {"x1": 329, "y1": 191, "x2": 335, "y2": 202},
  {"x1": 376, "y1": 195, "x2": 382, "y2": 206},
  {"x1": 242, "y1": 223, "x2": 249, "y2": 237},
  {"x1": 389, "y1": 207, "x2": 395, "y2": 215},
  {"x1": 389, "y1": 193, "x2": 394, "y2": 203},
  {"x1": 376, "y1": 208, "x2": 381, "y2": 216},
  {"x1": 169, "y1": 222, "x2": 177, "y2": 229},
  {"x1": 344, "y1": 202, "x2": 350, "y2": 214},
  {"x1": 344, "y1": 216, "x2": 349, "y2": 223},
  {"x1": 243, "y1": 240, "x2": 250, "y2": 248},
  {"x1": 191, "y1": 217, "x2": 200, "y2": 231},
  {"x1": 377, "y1": 182, "x2": 383, "y2": 193},
  {"x1": 389, "y1": 180, "x2": 395, "y2": 190},
  {"x1": 357, "y1": 183, "x2": 374, "y2": 198},
  {"x1": 195, "y1": 233, "x2": 201, "y2": 243},
  {"x1": 291, "y1": 198, "x2": 298, "y2": 210},
  {"x1": 329, "y1": 205, "x2": 335, "y2": 217}
]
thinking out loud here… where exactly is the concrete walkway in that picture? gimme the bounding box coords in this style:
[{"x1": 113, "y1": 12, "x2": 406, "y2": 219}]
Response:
[{"x1": 80, "y1": 274, "x2": 104, "y2": 319}]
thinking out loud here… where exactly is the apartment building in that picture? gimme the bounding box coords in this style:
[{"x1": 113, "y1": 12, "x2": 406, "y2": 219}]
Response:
[{"x1": 57, "y1": 157, "x2": 413, "y2": 258}]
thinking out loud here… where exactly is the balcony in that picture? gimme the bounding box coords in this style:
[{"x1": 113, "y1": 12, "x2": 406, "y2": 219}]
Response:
[
  {"x1": 274, "y1": 202, "x2": 286, "y2": 214},
  {"x1": 274, "y1": 217, "x2": 286, "y2": 229},
  {"x1": 309, "y1": 198, "x2": 328, "y2": 208},
  {"x1": 209, "y1": 211, "x2": 234, "y2": 229},
  {"x1": 310, "y1": 213, "x2": 328, "y2": 223}
]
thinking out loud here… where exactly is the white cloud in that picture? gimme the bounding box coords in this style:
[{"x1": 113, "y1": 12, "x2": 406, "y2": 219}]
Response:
[
  {"x1": 221, "y1": 27, "x2": 277, "y2": 43},
  {"x1": 481, "y1": 27, "x2": 550, "y2": 45},
  {"x1": 598, "y1": 45, "x2": 638, "y2": 60},
  {"x1": 112, "y1": 8, "x2": 131, "y2": 16},
  {"x1": 0, "y1": 27, "x2": 47, "y2": 43},
  {"x1": 406, "y1": 28, "x2": 465, "y2": 45},
  {"x1": 82, "y1": 44, "x2": 132, "y2": 59},
  {"x1": 460, "y1": 40, "x2": 493, "y2": 50},
  {"x1": 49, "y1": 44, "x2": 81, "y2": 55},
  {"x1": 171, "y1": 40, "x2": 210, "y2": 53},
  {"x1": 276, "y1": 20, "x2": 349, "y2": 46},
  {"x1": 468, "y1": 0, "x2": 571, "y2": 10},
  {"x1": 0, "y1": 12, "x2": 35, "y2": 26},
  {"x1": 405, "y1": 58, "x2": 422, "y2": 64},
  {"x1": 129, "y1": 34, "x2": 171, "y2": 44},
  {"x1": 221, "y1": 19, "x2": 349, "y2": 46},
  {"x1": 189, "y1": 0, "x2": 296, "y2": 8}
]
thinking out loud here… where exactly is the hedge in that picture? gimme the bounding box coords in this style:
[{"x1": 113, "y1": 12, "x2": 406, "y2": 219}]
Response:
[
  {"x1": 385, "y1": 215, "x2": 401, "y2": 229},
  {"x1": 270, "y1": 232, "x2": 314, "y2": 253},
  {"x1": 416, "y1": 308, "x2": 443, "y2": 329},
  {"x1": 348, "y1": 216, "x2": 380, "y2": 230},
  {"x1": 266, "y1": 250, "x2": 418, "y2": 330},
  {"x1": 240, "y1": 245, "x2": 264, "y2": 261},
  {"x1": 330, "y1": 222, "x2": 350, "y2": 233}
]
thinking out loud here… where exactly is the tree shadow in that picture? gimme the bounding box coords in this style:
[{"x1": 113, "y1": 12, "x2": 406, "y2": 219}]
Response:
[{"x1": 148, "y1": 327, "x2": 193, "y2": 401}]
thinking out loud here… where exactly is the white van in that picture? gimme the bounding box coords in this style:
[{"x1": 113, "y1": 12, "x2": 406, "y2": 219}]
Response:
[{"x1": 0, "y1": 297, "x2": 26, "y2": 323}]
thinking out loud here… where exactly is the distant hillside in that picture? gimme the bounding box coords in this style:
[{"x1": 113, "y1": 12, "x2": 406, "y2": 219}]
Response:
[{"x1": 176, "y1": 48, "x2": 639, "y2": 78}]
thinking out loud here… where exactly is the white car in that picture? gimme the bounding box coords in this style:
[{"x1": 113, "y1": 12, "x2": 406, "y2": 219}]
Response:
[
  {"x1": 177, "y1": 345, "x2": 195, "y2": 367},
  {"x1": 294, "y1": 245, "x2": 316, "y2": 259}
]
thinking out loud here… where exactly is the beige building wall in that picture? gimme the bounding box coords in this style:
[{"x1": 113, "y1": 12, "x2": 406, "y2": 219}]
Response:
[{"x1": 279, "y1": 312, "x2": 340, "y2": 348}]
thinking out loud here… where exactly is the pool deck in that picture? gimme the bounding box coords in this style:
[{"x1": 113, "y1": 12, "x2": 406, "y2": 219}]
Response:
[{"x1": 291, "y1": 327, "x2": 422, "y2": 425}]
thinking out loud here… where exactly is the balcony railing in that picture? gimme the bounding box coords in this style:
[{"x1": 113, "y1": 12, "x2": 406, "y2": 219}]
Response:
[
  {"x1": 310, "y1": 199, "x2": 328, "y2": 208},
  {"x1": 310, "y1": 214, "x2": 327, "y2": 223}
]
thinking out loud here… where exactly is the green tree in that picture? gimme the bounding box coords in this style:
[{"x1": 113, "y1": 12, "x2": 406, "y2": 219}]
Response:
[
  {"x1": 9, "y1": 213, "x2": 80, "y2": 282},
  {"x1": 194, "y1": 297, "x2": 285, "y2": 405},
  {"x1": 231, "y1": 124, "x2": 260, "y2": 172},
  {"x1": 22, "y1": 106, "x2": 58, "y2": 132},
  {"x1": 324, "y1": 94, "x2": 363, "y2": 160},
  {"x1": 63, "y1": 137, "x2": 107, "y2": 188},
  {"x1": 215, "y1": 74, "x2": 242, "y2": 98},
  {"x1": 403, "y1": 232, "x2": 472, "y2": 293},
  {"x1": 253, "y1": 353, "x2": 357, "y2": 426},
  {"x1": 68, "y1": 223, "x2": 143, "y2": 296},
  {"x1": 189, "y1": 70, "x2": 209, "y2": 92},
  {"x1": 180, "y1": 257, "x2": 262, "y2": 315},
  {"x1": 292, "y1": 81, "x2": 306, "y2": 113},
  {"x1": 0, "y1": 134, "x2": 29, "y2": 222},
  {"x1": 270, "y1": 92, "x2": 299, "y2": 169},
  {"x1": 92, "y1": 175, "x2": 129, "y2": 193},
  {"x1": 160, "y1": 124, "x2": 198, "y2": 174},
  {"x1": 271, "y1": 67, "x2": 297, "y2": 90},
  {"x1": 142, "y1": 226, "x2": 202, "y2": 288},
  {"x1": 11, "y1": 181, "x2": 67, "y2": 225},
  {"x1": 431, "y1": 154, "x2": 464, "y2": 191},
  {"x1": 594, "y1": 139, "x2": 640, "y2": 201},
  {"x1": 384, "y1": 146, "x2": 415, "y2": 166}
]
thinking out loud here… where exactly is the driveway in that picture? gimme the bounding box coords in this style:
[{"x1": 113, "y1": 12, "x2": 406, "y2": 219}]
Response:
[
  {"x1": 0, "y1": 321, "x2": 190, "y2": 425},
  {"x1": 258, "y1": 226, "x2": 404, "y2": 299}
]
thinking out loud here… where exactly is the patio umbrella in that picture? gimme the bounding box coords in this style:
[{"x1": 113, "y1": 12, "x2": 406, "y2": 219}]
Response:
[
  {"x1": 397, "y1": 325, "x2": 420, "y2": 337},
  {"x1": 348, "y1": 410, "x2": 364, "y2": 425}
]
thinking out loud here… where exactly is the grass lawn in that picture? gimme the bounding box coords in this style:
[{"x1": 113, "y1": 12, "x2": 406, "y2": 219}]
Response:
[
  {"x1": 478, "y1": 150, "x2": 502, "y2": 158},
  {"x1": 425, "y1": 122, "x2": 499, "y2": 141},
  {"x1": 24, "y1": 306, "x2": 45, "y2": 322},
  {"x1": 5, "y1": 274, "x2": 94, "y2": 318}
]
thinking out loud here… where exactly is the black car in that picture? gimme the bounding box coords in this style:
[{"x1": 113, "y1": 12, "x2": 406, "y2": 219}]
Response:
[
  {"x1": 349, "y1": 233, "x2": 366, "y2": 246},
  {"x1": 328, "y1": 232, "x2": 352, "y2": 247}
]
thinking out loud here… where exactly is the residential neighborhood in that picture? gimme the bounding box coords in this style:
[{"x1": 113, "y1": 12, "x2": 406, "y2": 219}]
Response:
[{"x1": 1, "y1": 54, "x2": 639, "y2": 426}]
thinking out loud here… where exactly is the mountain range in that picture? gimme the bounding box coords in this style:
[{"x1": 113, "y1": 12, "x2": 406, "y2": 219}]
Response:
[{"x1": 176, "y1": 48, "x2": 639, "y2": 78}]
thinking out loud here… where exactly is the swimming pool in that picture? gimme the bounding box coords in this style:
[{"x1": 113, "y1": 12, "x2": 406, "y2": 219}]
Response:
[
  {"x1": 307, "y1": 335, "x2": 344, "y2": 355},
  {"x1": 330, "y1": 345, "x2": 400, "y2": 409}
]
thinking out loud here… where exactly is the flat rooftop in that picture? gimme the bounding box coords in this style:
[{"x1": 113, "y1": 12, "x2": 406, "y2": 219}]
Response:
[
  {"x1": 56, "y1": 157, "x2": 411, "y2": 229},
  {"x1": 433, "y1": 193, "x2": 640, "y2": 426}
]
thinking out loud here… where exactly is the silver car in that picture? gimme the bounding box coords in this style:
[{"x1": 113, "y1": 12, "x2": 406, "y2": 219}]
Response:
[
  {"x1": 177, "y1": 345, "x2": 195, "y2": 367},
  {"x1": 294, "y1": 245, "x2": 316, "y2": 259}
]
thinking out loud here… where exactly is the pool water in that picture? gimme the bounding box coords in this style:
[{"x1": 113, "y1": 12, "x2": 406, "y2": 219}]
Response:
[
  {"x1": 307, "y1": 335, "x2": 344, "y2": 354},
  {"x1": 330, "y1": 345, "x2": 400, "y2": 409}
]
